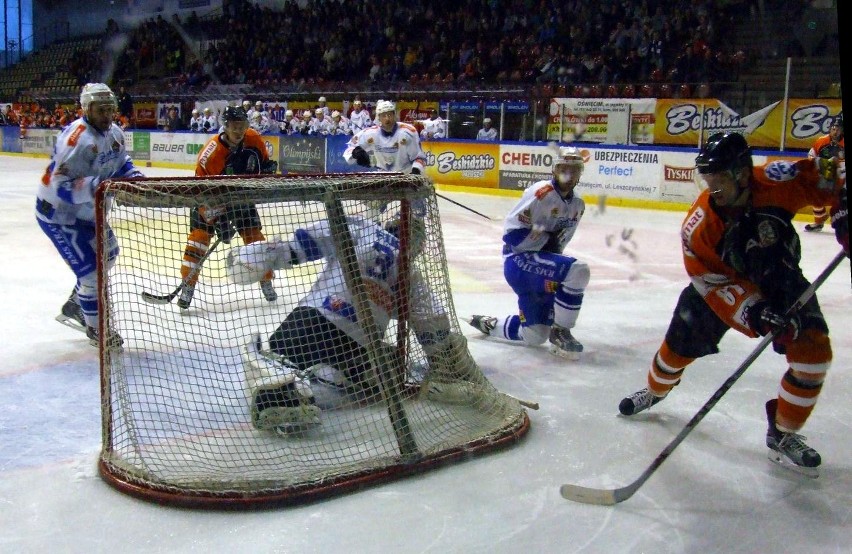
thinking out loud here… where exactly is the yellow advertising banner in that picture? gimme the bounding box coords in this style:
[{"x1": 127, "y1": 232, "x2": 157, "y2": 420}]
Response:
[
  {"x1": 654, "y1": 98, "x2": 843, "y2": 150},
  {"x1": 422, "y1": 141, "x2": 500, "y2": 188}
]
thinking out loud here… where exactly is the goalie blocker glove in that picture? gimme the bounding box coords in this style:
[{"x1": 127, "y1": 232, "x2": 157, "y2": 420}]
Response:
[{"x1": 351, "y1": 146, "x2": 371, "y2": 167}]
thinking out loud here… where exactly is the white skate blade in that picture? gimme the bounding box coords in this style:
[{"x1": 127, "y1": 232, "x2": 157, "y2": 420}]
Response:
[
  {"x1": 767, "y1": 448, "x2": 819, "y2": 479},
  {"x1": 550, "y1": 344, "x2": 581, "y2": 361},
  {"x1": 55, "y1": 314, "x2": 86, "y2": 334}
]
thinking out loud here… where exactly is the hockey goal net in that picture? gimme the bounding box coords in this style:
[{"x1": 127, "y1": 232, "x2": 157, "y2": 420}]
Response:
[{"x1": 94, "y1": 172, "x2": 529, "y2": 507}]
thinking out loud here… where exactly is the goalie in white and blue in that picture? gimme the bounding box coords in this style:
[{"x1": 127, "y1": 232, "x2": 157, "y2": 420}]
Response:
[
  {"x1": 229, "y1": 209, "x2": 485, "y2": 433},
  {"x1": 36, "y1": 83, "x2": 145, "y2": 347},
  {"x1": 468, "y1": 146, "x2": 590, "y2": 360}
]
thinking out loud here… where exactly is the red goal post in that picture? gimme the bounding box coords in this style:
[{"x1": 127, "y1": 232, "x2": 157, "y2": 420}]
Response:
[{"x1": 93, "y1": 172, "x2": 529, "y2": 508}]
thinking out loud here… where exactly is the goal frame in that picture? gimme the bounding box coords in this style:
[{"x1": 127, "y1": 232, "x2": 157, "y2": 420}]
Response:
[{"x1": 94, "y1": 173, "x2": 530, "y2": 508}]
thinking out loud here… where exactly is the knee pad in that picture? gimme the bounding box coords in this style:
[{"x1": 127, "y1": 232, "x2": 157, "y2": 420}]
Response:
[
  {"x1": 521, "y1": 324, "x2": 550, "y2": 346},
  {"x1": 563, "y1": 260, "x2": 590, "y2": 291}
]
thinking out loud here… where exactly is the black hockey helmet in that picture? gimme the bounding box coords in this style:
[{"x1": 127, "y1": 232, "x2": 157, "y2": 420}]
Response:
[
  {"x1": 831, "y1": 112, "x2": 843, "y2": 134},
  {"x1": 695, "y1": 132, "x2": 752, "y2": 175},
  {"x1": 222, "y1": 106, "x2": 248, "y2": 122}
]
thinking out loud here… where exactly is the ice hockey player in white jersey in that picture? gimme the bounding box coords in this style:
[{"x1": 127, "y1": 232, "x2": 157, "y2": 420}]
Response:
[
  {"x1": 229, "y1": 212, "x2": 479, "y2": 432},
  {"x1": 37, "y1": 83, "x2": 145, "y2": 347},
  {"x1": 202, "y1": 107, "x2": 217, "y2": 132},
  {"x1": 420, "y1": 108, "x2": 446, "y2": 140},
  {"x1": 343, "y1": 100, "x2": 426, "y2": 174},
  {"x1": 468, "y1": 146, "x2": 589, "y2": 359},
  {"x1": 348, "y1": 100, "x2": 372, "y2": 133},
  {"x1": 189, "y1": 109, "x2": 204, "y2": 131},
  {"x1": 322, "y1": 110, "x2": 351, "y2": 135}
]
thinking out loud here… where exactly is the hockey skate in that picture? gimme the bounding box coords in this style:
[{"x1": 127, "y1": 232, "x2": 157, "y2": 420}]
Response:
[
  {"x1": 804, "y1": 223, "x2": 824, "y2": 232},
  {"x1": 260, "y1": 280, "x2": 278, "y2": 302},
  {"x1": 548, "y1": 325, "x2": 583, "y2": 360},
  {"x1": 467, "y1": 315, "x2": 497, "y2": 335},
  {"x1": 55, "y1": 288, "x2": 86, "y2": 332},
  {"x1": 765, "y1": 399, "x2": 820, "y2": 478},
  {"x1": 86, "y1": 325, "x2": 124, "y2": 348},
  {"x1": 619, "y1": 387, "x2": 665, "y2": 416},
  {"x1": 177, "y1": 285, "x2": 195, "y2": 309}
]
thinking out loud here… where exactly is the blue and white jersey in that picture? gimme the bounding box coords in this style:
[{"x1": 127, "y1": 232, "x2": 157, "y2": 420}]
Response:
[
  {"x1": 349, "y1": 109, "x2": 372, "y2": 133},
  {"x1": 290, "y1": 217, "x2": 435, "y2": 346},
  {"x1": 502, "y1": 179, "x2": 585, "y2": 256},
  {"x1": 36, "y1": 118, "x2": 141, "y2": 226},
  {"x1": 343, "y1": 123, "x2": 426, "y2": 174}
]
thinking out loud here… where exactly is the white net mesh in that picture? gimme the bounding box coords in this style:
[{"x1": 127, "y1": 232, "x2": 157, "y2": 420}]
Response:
[{"x1": 95, "y1": 173, "x2": 528, "y2": 507}]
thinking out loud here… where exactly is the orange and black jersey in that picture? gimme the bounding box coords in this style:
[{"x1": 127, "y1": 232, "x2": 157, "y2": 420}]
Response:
[
  {"x1": 195, "y1": 128, "x2": 269, "y2": 176},
  {"x1": 808, "y1": 134, "x2": 844, "y2": 160},
  {"x1": 681, "y1": 158, "x2": 842, "y2": 335}
]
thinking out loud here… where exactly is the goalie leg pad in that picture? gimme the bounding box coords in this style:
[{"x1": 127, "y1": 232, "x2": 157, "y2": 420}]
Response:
[
  {"x1": 251, "y1": 381, "x2": 321, "y2": 431},
  {"x1": 243, "y1": 334, "x2": 321, "y2": 431}
]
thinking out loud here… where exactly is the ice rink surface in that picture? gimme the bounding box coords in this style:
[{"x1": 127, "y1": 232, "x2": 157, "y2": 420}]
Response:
[{"x1": 1, "y1": 154, "x2": 850, "y2": 553}]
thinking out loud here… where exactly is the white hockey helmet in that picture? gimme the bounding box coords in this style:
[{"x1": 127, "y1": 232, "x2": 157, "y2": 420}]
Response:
[
  {"x1": 315, "y1": 107, "x2": 324, "y2": 116},
  {"x1": 255, "y1": 100, "x2": 262, "y2": 108},
  {"x1": 302, "y1": 110, "x2": 312, "y2": 118},
  {"x1": 331, "y1": 110, "x2": 341, "y2": 119},
  {"x1": 554, "y1": 146, "x2": 584, "y2": 168},
  {"x1": 203, "y1": 107, "x2": 211, "y2": 114},
  {"x1": 191, "y1": 109, "x2": 199, "y2": 116},
  {"x1": 285, "y1": 109, "x2": 294, "y2": 118},
  {"x1": 318, "y1": 96, "x2": 327, "y2": 103},
  {"x1": 375, "y1": 100, "x2": 396, "y2": 116},
  {"x1": 552, "y1": 146, "x2": 585, "y2": 185},
  {"x1": 80, "y1": 83, "x2": 117, "y2": 111},
  {"x1": 353, "y1": 100, "x2": 363, "y2": 107},
  {"x1": 242, "y1": 100, "x2": 251, "y2": 109}
]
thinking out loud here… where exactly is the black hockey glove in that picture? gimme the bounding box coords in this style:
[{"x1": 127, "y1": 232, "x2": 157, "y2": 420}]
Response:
[
  {"x1": 351, "y1": 146, "x2": 371, "y2": 167},
  {"x1": 215, "y1": 219, "x2": 237, "y2": 244},
  {"x1": 410, "y1": 166, "x2": 421, "y2": 175},
  {"x1": 830, "y1": 186, "x2": 848, "y2": 257},
  {"x1": 747, "y1": 301, "x2": 801, "y2": 353},
  {"x1": 260, "y1": 159, "x2": 278, "y2": 174}
]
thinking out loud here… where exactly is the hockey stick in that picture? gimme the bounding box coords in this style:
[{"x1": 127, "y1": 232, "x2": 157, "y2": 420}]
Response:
[
  {"x1": 141, "y1": 238, "x2": 223, "y2": 304},
  {"x1": 435, "y1": 192, "x2": 492, "y2": 221},
  {"x1": 560, "y1": 250, "x2": 847, "y2": 505}
]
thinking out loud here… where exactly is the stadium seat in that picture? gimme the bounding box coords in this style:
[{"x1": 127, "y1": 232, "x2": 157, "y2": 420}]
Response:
[{"x1": 639, "y1": 84, "x2": 655, "y2": 97}]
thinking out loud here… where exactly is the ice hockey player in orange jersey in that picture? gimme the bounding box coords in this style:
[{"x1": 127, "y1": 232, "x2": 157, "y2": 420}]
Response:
[
  {"x1": 804, "y1": 113, "x2": 844, "y2": 232},
  {"x1": 177, "y1": 105, "x2": 279, "y2": 309},
  {"x1": 619, "y1": 132, "x2": 845, "y2": 477}
]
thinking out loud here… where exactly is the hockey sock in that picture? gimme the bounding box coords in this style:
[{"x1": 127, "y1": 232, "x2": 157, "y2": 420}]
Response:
[
  {"x1": 181, "y1": 229, "x2": 211, "y2": 284},
  {"x1": 493, "y1": 315, "x2": 523, "y2": 341},
  {"x1": 775, "y1": 370, "x2": 823, "y2": 433},
  {"x1": 647, "y1": 341, "x2": 691, "y2": 396}
]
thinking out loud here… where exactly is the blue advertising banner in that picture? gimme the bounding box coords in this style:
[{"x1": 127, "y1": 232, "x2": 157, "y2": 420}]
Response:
[
  {"x1": 279, "y1": 135, "x2": 326, "y2": 174},
  {"x1": 484, "y1": 101, "x2": 530, "y2": 113},
  {"x1": 2, "y1": 127, "x2": 22, "y2": 153},
  {"x1": 324, "y1": 135, "x2": 371, "y2": 174}
]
